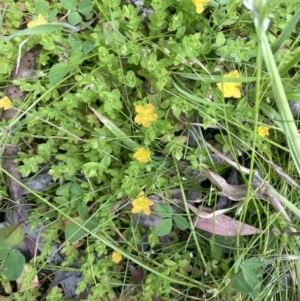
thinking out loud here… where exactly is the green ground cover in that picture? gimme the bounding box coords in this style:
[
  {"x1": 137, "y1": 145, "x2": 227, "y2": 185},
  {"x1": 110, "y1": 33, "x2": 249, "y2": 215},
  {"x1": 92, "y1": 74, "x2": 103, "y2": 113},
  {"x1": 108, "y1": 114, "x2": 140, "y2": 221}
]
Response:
[{"x1": 1, "y1": 0, "x2": 300, "y2": 300}]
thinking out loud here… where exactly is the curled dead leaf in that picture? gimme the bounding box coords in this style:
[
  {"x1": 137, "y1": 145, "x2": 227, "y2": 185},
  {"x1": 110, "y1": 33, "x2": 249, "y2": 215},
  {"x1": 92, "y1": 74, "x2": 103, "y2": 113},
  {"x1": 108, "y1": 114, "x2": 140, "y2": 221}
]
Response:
[
  {"x1": 192, "y1": 206, "x2": 262, "y2": 236},
  {"x1": 202, "y1": 168, "x2": 267, "y2": 201}
]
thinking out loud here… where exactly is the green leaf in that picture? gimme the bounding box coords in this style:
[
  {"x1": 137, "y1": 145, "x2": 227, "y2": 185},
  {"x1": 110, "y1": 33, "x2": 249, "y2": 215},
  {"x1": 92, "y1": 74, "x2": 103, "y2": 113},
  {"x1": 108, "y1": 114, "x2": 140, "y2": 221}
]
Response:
[
  {"x1": 56, "y1": 182, "x2": 72, "y2": 196},
  {"x1": 232, "y1": 274, "x2": 259, "y2": 300},
  {"x1": 3, "y1": 23, "x2": 77, "y2": 42},
  {"x1": 0, "y1": 241, "x2": 11, "y2": 260},
  {"x1": 103, "y1": 26, "x2": 114, "y2": 45},
  {"x1": 53, "y1": 196, "x2": 69, "y2": 206},
  {"x1": 35, "y1": 1, "x2": 49, "y2": 15},
  {"x1": 242, "y1": 257, "x2": 267, "y2": 272},
  {"x1": 49, "y1": 63, "x2": 71, "y2": 85},
  {"x1": 71, "y1": 182, "x2": 81, "y2": 195},
  {"x1": 209, "y1": 237, "x2": 223, "y2": 261},
  {"x1": 0, "y1": 224, "x2": 25, "y2": 246},
  {"x1": 78, "y1": 0, "x2": 94, "y2": 15},
  {"x1": 125, "y1": 70, "x2": 136, "y2": 88},
  {"x1": 84, "y1": 217, "x2": 100, "y2": 231},
  {"x1": 82, "y1": 162, "x2": 99, "y2": 178},
  {"x1": 89, "y1": 106, "x2": 139, "y2": 150},
  {"x1": 48, "y1": 8, "x2": 58, "y2": 21},
  {"x1": 155, "y1": 218, "x2": 172, "y2": 236},
  {"x1": 83, "y1": 40, "x2": 94, "y2": 55},
  {"x1": 215, "y1": 32, "x2": 226, "y2": 47},
  {"x1": 155, "y1": 203, "x2": 173, "y2": 217},
  {"x1": 164, "y1": 259, "x2": 177, "y2": 267},
  {"x1": 173, "y1": 215, "x2": 189, "y2": 230},
  {"x1": 232, "y1": 274, "x2": 253, "y2": 295},
  {"x1": 68, "y1": 11, "x2": 82, "y2": 26},
  {"x1": 234, "y1": 254, "x2": 244, "y2": 273},
  {"x1": 78, "y1": 203, "x2": 87, "y2": 220},
  {"x1": 240, "y1": 266, "x2": 260, "y2": 289},
  {"x1": 60, "y1": 0, "x2": 77, "y2": 10},
  {"x1": 101, "y1": 89, "x2": 122, "y2": 119},
  {"x1": 65, "y1": 222, "x2": 84, "y2": 243},
  {"x1": 2, "y1": 250, "x2": 25, "y2": 280}
]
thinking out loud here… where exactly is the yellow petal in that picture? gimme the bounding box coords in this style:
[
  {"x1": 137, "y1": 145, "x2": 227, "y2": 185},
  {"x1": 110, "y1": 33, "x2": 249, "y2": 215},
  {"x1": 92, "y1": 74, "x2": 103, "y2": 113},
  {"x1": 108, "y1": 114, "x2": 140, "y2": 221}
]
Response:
[
  {"x1": 196, "y1": 4, "x2": 205, "y2": 14},
  {"x1": 0, "y1": 96, "x2": 12, "y2": 110},
  {"x1": 225, "y1": 70, "x2": 240, "y2": 78},
  {"x1": 258, "y1": 126, "x2": 269, "y2": 137},
  {"x1": 133, "y1": 148, "x2": 151, "y2": 163},
  {"x1": 131, "y1": 206, "x2": 142, "y2": 214},
  {"x1": 37, "y1": 14, "x2": 47, "y2": 25},
  {"x1": 112, "y1": 251, "x2": 122, "y2": 263},
  {"x1": 141, "y1": 119, "x2": 150, "y2": 127},
  {"x1": 143, "y1": 206, "x2": 151, "y2": 215},
  {"x1": 144, "y1": 199, "x2": 154, "y2": 206},
  {"x1": 148, "y1": 113, "x2": 158, "y2": 122},
  {"x1": 136, "y1": 191, "x2": 145, "y2": 198},
  {"x1": 145, "y1": 103, "x2": 155, "y2": 113},
  {"x1": 27, "y1": 21, "x2": 37, "y2": 28},
  {"x1": 232, "y1": 87, "x2": 241, "y2": 98},
  {"x1": 134, "y1": 114, "x2": 143, "y2": 123},
  {"x1": 135, "y1": 105, "x2": 144, "y2": 113},
  {"x1": 230, "y1": 70, "x2": 240, "y2": 78}
]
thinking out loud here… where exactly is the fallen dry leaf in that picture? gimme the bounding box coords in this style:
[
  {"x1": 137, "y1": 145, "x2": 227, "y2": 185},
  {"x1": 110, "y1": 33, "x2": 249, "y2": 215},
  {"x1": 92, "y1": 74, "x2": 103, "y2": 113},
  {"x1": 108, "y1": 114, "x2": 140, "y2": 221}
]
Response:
[
  {"x1": 202, "y1": 168, "x2": 267, "y2": 201},
  {"x1": 192, "y1": 205, "x2": 262, "y2": 236},
  {"x1": 129, "y1": 265, "x2": 144, "y2": 285}
]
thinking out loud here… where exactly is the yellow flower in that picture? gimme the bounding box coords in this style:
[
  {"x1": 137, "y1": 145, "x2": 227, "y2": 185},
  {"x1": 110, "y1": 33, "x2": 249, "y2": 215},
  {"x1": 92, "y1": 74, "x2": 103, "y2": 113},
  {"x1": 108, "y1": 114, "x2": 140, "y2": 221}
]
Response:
[
  {"x1": 134, "y1": 103, "x2": 158, "y2": 127},
  {"x1": 217, "y1": 70, "x2": 242, "y2": 98},
  {"x1": 133, "y1": 148, "x2": 151, "y2": 163},
  {"x1": 192, "y1": 0, "x2": 211, "y2": 14},
  {"x1": 0, "y1": 96, "x2": 12, "y2": 110},
  {"x1": 112, "y1": 251, "x2": 122, "y2": 263},
  {"x1": 28, "y1": 14, "x2": 47, "y2": 28},
  {"x1": 131, "y1": 191, "x2": 154, "y2": 215},
  {"x1": 258, "y1": 126, "x2": 269, "y2": 138}
]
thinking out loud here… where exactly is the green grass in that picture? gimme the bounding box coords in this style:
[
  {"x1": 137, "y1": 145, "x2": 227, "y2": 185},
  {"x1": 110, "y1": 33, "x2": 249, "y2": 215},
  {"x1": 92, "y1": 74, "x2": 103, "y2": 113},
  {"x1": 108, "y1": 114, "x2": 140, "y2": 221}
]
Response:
[{"x1": 1, "y1": 0, "x2": 300, "y2": 300}]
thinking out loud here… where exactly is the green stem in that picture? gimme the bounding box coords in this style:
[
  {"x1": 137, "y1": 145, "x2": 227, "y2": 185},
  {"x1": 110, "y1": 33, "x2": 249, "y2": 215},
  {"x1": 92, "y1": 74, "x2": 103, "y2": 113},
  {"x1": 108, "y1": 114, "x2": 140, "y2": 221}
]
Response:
[{"x1": 261, "y1": 31, "x2": 300, "y2": 175}]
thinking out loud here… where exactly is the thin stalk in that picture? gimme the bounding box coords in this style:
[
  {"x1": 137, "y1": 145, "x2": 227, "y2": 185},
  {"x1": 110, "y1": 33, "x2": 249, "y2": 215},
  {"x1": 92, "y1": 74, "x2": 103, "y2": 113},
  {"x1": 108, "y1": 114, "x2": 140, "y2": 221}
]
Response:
[
  {"x1": 173, "y1": 159, "x2": 218, "y2": 285},
  {"x1": 261, "y1": 31, "x2": 300, "y2": 175}
]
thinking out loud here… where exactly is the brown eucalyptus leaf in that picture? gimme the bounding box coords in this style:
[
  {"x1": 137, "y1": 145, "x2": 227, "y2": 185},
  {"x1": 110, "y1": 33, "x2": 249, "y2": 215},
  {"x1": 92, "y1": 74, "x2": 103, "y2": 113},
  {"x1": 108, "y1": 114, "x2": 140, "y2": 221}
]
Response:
[
  {"x1": 129, "y1": 265, "x2": 144, "y2": 284},
  {"x1": 202, "y1": 168, "x2": 267, "y2": 201},
  {"x1": 122, "y1": 265, "x2": 144, "y2": 301},
  {"x1": 265, "y1": 158, "x2": 300, "y2": 190},
  {"x1": 193, "y1": 206, "x2": 262, "y2": 236}
]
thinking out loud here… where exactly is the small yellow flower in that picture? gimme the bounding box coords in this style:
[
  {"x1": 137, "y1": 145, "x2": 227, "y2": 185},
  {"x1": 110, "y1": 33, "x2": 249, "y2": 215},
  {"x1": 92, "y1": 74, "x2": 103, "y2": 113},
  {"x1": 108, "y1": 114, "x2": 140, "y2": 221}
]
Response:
[
  {"x1": 133, "y1": 148, "x2": 151, "y2": 163},
  {"x1": 134, "y1": 103, "x2": 158, "y2": 127},
  {"x1": 258, "y1": 126, "x2": 269, "y2": 138},
  {"x1": 192, "y1": 0, "x2": 211, "y2": 14},
  {"x1": 28, "y1": 14, "x2": 47, "y2": 28},
  {"x1": 131, "y1": 191, "x2": 154, "y2": 215},
  {"x1": 0, "y1": 96, "x2": 12, "y2": 110},
  {"x1": 217, "y1": 70, "x2": 242, "y2": 98},
  {"x1": 112, "y1": 251, "x2": 122, "y2": 263}
]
